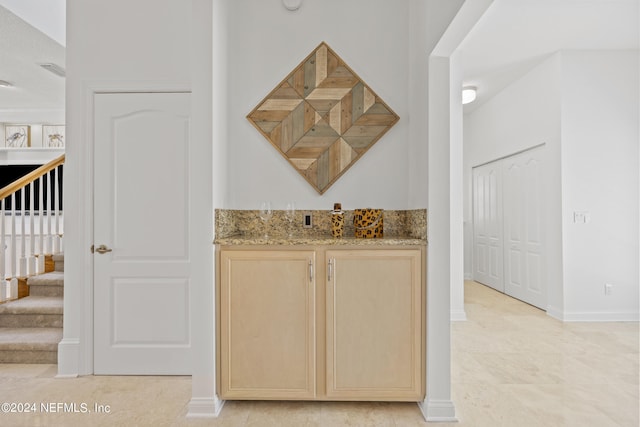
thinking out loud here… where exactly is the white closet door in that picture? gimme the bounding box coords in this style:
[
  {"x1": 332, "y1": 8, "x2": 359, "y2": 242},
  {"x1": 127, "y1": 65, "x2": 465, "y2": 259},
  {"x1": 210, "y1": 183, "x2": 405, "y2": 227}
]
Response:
[
  {"x1": 93, "y1": 92, "x2": 192, "y2": 374},
  {"x1": 472, "y1": 162, "x2": 504, "y2": 292},
  {"x1": 503, "y1": 147, "x2": 545, "y2": 309}
]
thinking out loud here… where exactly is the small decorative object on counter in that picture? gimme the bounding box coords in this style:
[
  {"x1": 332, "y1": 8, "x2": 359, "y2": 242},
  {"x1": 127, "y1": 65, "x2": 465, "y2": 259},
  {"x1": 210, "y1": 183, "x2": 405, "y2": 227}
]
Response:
[
  {"x1": 331, "y1": 203, "x2": 345, "y2": 238},
  {"x1": 354, "y1": 208, "x2": 384, "y2": 238}
]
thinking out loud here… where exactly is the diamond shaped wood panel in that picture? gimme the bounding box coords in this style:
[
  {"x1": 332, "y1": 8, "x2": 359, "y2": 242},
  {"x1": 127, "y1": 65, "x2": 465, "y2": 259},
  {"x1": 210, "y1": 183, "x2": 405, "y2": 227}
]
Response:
[{"x1": 247, "y1": 42, "x2": 399, "y2": 194}]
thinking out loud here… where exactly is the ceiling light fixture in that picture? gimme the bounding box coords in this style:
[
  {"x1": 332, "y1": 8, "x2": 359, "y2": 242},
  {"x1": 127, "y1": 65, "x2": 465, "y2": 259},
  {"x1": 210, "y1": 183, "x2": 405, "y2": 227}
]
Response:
[
  {"x1": 462, "y1": 86, "x2": 477, "y2": 105},
  {"x1": 282, "y1": 0, "x2": 302, "y2": 11},
  {"x1": 39, "y1": 63, "x2": 66, "y2": 78},
  {"x1": 0, "y1": 80, "x2": 12, "y2": 88}
]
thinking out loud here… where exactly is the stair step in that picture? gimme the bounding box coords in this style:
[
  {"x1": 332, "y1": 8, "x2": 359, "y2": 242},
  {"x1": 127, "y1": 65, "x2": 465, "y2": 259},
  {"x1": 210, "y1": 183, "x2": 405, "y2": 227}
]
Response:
[
  {"x1": 27, "y1": 271, "x2": 64, "y2": 297},
  {"x1": 0, "y1": 254, "x2": 64, "y2": 363},
  {"x1": 0, "y1": 296, "x2": 63, "y2": 328},
  {"x1": 53, "y1": 253, "x2": 64, "y2": 272},
  {"x1": 0, "y1": 327, "x2": 61, "y2": 363}
]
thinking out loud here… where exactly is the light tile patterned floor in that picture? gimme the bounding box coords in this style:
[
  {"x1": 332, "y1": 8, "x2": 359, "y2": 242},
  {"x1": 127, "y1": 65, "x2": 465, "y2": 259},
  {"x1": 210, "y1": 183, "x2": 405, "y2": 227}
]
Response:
[{"x1": 0, "y1": 281, "x2": 637, "y2": 426}]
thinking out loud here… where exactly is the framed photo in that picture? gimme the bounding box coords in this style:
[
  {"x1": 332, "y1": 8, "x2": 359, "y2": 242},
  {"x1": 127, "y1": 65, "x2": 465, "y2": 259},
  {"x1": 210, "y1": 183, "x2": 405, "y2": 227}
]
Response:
[
  {"x1": 43, "y1": 125, "x2": 65, "y2": 147},
  {"x1": 5, "y1": 125, "x2": 31, "y2": 147}
]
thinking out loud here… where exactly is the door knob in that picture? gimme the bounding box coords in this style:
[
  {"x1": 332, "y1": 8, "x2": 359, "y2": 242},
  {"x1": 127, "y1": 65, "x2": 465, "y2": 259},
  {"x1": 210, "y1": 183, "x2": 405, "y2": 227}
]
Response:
[{"x1": 92, "y1": 244, "x2": 113, "y2": 254}]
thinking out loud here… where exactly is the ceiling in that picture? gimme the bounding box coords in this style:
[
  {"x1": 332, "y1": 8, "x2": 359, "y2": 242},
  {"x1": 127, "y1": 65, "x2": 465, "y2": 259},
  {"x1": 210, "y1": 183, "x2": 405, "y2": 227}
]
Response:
[
  {"x1": 0, "y1": 0, "x2": 637, "y2": 116},
  {"x1": 459, "y1": 0, "x2": 639, "y2": 113},
  {"x1": 0, "y1": 4, "x2": 65, "y2": 113}
]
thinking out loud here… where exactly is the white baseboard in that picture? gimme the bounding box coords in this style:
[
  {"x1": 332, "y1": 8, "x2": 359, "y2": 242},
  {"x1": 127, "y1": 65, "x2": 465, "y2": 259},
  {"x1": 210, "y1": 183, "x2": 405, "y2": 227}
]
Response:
[
  {"x1": 563, "y1": 311, "x2": 639, "y2": 322},
  {"x1": 57, "y1": 338, "x2": 80, "y2": 378},
  {"x1": 547, "y1": 307, "x2": 639, "y2": 322},
  {"x1": 186, "y1": 398, "x2": 225, "y2": 418},
  {"x1": 450, "y1": 309, "x2": 467, "y2": 322},
  {"x1": 417, "y1": 399, "x2": 458, "y2": 422},
  {"x1": 546, "y1": 305, "x2": 564, "y2": 321}
]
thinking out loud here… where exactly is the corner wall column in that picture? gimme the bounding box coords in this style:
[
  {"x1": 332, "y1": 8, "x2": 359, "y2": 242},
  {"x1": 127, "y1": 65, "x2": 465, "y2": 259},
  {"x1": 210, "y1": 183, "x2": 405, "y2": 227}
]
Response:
[{"x1": 419, "y1": 54, "x2": 457, "y2": 422}]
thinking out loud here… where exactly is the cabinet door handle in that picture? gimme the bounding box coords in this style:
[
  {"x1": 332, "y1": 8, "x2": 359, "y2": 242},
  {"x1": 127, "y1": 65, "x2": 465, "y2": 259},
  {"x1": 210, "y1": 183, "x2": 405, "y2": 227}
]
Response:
[
  {"x1": 327, "y1": 259, "x2": 333, "y2": 281},
  {"x1": 309, "y1": 260, "x2": 313, "y2": 282}
]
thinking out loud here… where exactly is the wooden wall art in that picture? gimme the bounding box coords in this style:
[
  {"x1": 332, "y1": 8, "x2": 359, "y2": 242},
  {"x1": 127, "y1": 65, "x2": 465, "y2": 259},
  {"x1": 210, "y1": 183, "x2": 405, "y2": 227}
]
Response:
[{"x1": 247, "y1": 42, "x2": 399, "y2": 194}]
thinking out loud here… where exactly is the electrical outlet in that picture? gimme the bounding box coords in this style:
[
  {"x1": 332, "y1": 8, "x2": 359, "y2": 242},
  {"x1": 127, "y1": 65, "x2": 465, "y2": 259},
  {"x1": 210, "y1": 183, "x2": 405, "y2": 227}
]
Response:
[
  {"x1": 604, "y1": 283, "x2": 613, "y2": 296},
  {"x1": 303, "y1": 211, "x2": 313, "y2": 228}
]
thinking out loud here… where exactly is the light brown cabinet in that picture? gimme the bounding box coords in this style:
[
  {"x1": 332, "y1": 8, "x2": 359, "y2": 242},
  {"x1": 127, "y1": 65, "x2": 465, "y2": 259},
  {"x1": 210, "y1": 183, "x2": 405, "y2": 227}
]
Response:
[
  {"x1": 326, "y1": 249, "x2": 423, "y2": 400},
  {"x1": 218, "y1": 246, "x2": 424, "y2": 401},
  {"x1": 219, "y1": 250, "x2": 316, "y2": 399}
]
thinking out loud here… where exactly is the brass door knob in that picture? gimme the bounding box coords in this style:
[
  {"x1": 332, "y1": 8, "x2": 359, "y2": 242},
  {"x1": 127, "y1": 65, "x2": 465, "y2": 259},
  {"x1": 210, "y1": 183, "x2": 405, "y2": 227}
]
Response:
[{"x1": 92, "y1": 244, "x2": 113, "y2": 254}]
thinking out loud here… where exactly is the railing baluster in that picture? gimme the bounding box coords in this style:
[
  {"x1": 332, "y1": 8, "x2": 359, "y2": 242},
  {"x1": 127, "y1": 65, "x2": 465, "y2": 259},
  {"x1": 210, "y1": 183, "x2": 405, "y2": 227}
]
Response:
[
  {"x1": 46, "y1": 170, "x2": 53, "y2": 255},
  {"x1": 1, "y1": 199, "x2": 6, "y2": 302},
  {"x1": 58, "y1": 164, "x2": 64, "y2": 253},
  {"x1": 19, "y1": 187, "x2": 27, "y2": 277},
  {"x1": 38, "y1": 175, "x2": 45, "y2": 273},
  {"x1": 53, "y1": 166, "x2": 61, "y2": 254},
  {"x1": 28, "y1": 182, "x2": 36, "y2": 276},
  {"x1": 9, "y1": 193, "x2": 17, "y2": 300}
]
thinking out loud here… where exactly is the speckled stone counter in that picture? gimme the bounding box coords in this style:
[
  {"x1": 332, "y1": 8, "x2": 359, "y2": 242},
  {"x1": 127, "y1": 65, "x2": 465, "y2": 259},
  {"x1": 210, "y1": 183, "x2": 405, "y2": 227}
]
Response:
[
  {"x1": 215, "y1": 208, "x2": 427, "y2": 246},
  {"x1": 215, "y1": 235, "x2": 426, "y2": 246}
]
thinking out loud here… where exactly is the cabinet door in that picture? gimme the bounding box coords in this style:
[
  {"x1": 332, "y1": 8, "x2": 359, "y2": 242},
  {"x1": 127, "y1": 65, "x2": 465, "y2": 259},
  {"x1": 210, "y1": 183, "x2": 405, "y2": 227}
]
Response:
[
  {"x1": 220, "y1": 250, "x2": 316, "y2": 399},
  {"x1": 326, "y1": 249, "x2": 423, "y2": 401}
]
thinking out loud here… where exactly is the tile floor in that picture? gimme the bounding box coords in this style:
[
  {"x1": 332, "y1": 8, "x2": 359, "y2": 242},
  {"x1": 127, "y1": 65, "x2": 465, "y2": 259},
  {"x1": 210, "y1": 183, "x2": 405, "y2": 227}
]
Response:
[{"x1": 0, "y1": 281, "x2": 637, "y2": 426}]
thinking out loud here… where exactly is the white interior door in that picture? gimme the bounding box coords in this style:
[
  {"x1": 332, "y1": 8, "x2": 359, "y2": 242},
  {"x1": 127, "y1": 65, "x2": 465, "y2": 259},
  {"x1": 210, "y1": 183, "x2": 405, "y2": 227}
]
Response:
[
  {"x1": 472, "y1": 145, "x2": 546, "y2": 310},
  {"x1": 93, "y1": 92, "x2": 192, "y2": 374},
  {"x1": 503, "y1": 148, "x2": 545, "y2": 309},
  {"x1": 472, "y1": 161, "x2": 504, "y2": 292}
]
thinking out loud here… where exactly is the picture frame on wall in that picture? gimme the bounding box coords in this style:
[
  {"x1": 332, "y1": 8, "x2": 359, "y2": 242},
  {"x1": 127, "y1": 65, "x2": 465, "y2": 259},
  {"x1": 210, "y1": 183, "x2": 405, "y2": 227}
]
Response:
[
  {"x1": 42, "y1": 125, "x2": 65, "y2": 147},
  {"x1": 5, "y1": 125, "x2": 31, "y2": 147}
]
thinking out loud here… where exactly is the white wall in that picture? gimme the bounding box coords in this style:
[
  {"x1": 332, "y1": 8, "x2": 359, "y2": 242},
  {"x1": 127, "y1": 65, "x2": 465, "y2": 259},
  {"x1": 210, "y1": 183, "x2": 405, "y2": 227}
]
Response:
[
  {"x1": 560, "y1": 50, "x2": 639, "y2": 320},
  {"x1": 464, "y1": 54, "x2": 562, "y2": 166},
  {"x1": 464, "y1": 49, "x2": 639, "y2": 321},
  {"x1": 225, "y1": 0, "x2": 412, "y2": 210}
]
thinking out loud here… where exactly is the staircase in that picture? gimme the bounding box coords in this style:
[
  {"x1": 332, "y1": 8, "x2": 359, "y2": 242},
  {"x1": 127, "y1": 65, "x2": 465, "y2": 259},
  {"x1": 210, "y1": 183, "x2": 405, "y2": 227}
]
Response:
[{"x1": 0, "y1": 253, "x2": 63, "y2": 363}]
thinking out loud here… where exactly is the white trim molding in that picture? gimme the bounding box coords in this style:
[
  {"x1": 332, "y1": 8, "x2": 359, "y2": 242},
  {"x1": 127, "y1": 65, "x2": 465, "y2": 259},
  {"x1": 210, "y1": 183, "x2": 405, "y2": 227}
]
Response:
[
  {"x1": 186, "y1": 398, "x2": 225, "y2": 418},
  {"x1": 547, "y1": 307, "x2": 639, "y2": 322},
  {"x1": 56, "y1": 338, "x2": 80, "y2": 378},
  {"x1": 418, "y1": 399, "x2": 458, "y2": 422},
  {"x1": 546, "y1": 305, "x2": 564, "y2": 321},
  {"x1": 451, "y1": 309, "x2": 468, "y2": 322}
]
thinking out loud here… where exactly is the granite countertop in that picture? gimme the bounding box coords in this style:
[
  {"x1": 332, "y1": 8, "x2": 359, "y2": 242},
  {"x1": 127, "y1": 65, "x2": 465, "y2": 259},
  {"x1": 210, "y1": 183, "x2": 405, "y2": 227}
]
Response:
[
  {"x1": 214, "y1": 208, "x2": 427, "y2": 247},
  {"x1": 215, "y1": 234, "x2": 426, "y2": 246}
]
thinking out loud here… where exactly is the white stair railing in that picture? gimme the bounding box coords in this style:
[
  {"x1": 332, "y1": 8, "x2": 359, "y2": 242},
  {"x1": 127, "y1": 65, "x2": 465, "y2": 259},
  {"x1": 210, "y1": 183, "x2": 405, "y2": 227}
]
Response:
[{"x1": 0, "y1": 155, "x2": 65, "y2": 301}]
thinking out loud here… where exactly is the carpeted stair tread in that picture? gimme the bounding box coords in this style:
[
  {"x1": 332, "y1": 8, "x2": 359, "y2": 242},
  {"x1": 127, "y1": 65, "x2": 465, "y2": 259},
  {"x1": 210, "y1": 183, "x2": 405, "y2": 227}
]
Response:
[
  {"x1": 0, "y1": 253, "x2": 64, "y2": 363},
  {"x1": 0, "y1": 328, "x2": 62, "y2": 350},
  {"x1": 0, "y1": 296, "x2": 63, "y2": 315},
  {"x1": 27, "y1": 271, "x2": 64, "y2": 287}
]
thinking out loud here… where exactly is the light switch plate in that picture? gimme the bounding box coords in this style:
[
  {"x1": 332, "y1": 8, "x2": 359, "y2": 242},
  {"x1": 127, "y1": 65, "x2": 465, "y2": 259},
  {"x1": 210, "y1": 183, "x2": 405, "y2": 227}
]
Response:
[{"x1": 573, "y1": 211, "x2": 590, "y2": 224}]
